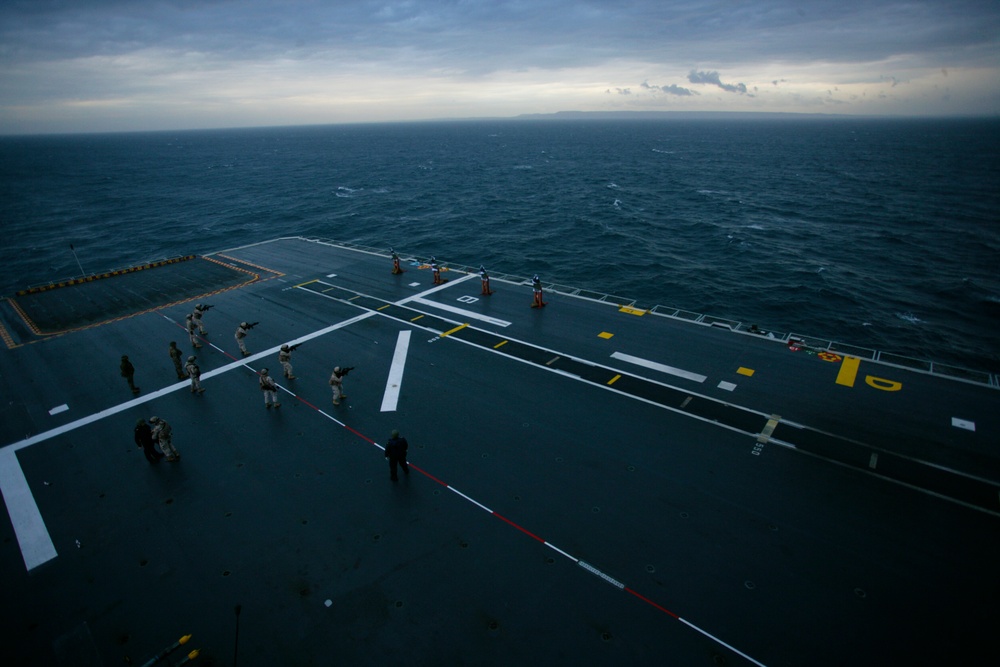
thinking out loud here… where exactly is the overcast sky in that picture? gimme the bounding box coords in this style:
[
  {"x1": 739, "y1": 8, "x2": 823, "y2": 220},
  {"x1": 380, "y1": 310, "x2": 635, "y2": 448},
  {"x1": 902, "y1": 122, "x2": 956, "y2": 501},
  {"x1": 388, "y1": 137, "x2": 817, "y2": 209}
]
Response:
[{"x1": 1, "y1": 0, "x2": 998, "y2": 134}]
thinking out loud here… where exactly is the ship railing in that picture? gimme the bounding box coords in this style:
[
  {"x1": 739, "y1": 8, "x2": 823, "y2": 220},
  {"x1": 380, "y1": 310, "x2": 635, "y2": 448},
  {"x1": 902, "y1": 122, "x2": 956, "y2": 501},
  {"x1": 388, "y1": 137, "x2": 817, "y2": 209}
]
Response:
[{"x1": 297, "y1": 236, "x2": 999, "y2": 390}]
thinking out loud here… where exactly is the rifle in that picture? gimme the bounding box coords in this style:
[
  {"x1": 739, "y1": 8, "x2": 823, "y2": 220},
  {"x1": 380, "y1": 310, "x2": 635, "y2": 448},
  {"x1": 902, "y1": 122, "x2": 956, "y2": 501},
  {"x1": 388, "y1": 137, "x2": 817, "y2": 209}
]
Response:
[
  {"x1": 246, "y1": 322, "x2": 259, "y2": 330},
  {"x1": 288, "y1": 343, "x2": 301, "y2": 352},
  {"x1": 198, "y1": 304, "x2": 214, "y2": 311},
  {"x1": 337, "y1": 366, "x2": 356, "y2": 377}
]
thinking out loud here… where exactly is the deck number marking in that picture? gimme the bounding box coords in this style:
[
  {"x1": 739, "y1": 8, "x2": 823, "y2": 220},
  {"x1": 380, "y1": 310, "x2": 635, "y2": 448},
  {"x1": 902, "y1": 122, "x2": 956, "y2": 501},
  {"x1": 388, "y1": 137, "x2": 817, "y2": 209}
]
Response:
[
  {"x1": 835, "y1": 356, "x2": 903, "y2": 392},
  {"x1": 457, "y1": 296, "x2": 479, "y2": 304}
]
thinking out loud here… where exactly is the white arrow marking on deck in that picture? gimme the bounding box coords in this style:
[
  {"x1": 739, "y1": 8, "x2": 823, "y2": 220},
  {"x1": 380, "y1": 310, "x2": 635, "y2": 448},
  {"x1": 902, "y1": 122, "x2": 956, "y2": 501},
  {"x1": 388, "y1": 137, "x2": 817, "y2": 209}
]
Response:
[
  {"x1": 381, "y1": 330, "x2": 411, "y2": 412},
  {"x1": 406, "y1": 296, "x2": 511, "y2": 327}
]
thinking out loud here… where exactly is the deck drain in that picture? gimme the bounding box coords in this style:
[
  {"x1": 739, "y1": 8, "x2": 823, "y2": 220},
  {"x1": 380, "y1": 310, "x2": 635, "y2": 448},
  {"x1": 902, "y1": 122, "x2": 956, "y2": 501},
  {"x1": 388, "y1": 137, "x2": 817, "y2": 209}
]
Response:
[
  {"x1": 139, "y1": 559, "x2": 148, "y2": 567},
  {"x1": 646, "y1": 565, "x2": 655, "y2": 573},
  {"x1": 481, "y1": 453, "x2": 489, "y2": 458},
  {"x1": 433, "y1": 489, "x2": 441, "y2": 496},
  {"x1": 545, "y1": 557, "x2": 555, "y2": 565},
  {"x1": 854, "y1": 588, "x2": 867, "y2": 598},
  {"x1": 98, "y1": 493, "x2": 105, "y2": 499},
  {"x1": 744, "y1": 580, "x2": 756, "y2": 590},
  {"x1": 373, "y1": 534, "x2": 381, "y2": 542},
  {"x1": 488, "y1": 620, "x2": 500, "y2": 631},
  {"x1": 602, "y1": 632, "x2": 613, "y2": 642},
  {"x1": 459, "y1": 541, "x2": 469, "y2": 549},
  {"x1": 225, "y1": 512, "x2": 233, "y2": 518},
  {"x1": 395, "y1": 600, "x2": 404, "y2": 608},
  {"x1": 164, "y1": 498, "x2": 173, "y2": 505},
  {"x1": 365, "y1": 478, "x2": 372, "y2": 484},
  {"x1": 627, "y1": 465, "x2": 635, "y2": 472},
  {"x1": 555, "y1": 456, "x2": 564, "y2": 462},
  {"x1": 592, "y1": 506, "x2": 601, "y2": 513},
  {"x1": 236, "y1": 462, "x2": 244, "y2": 468},
  {"x1": 769, "y1": 524, "x2": 778, "y2": 531},
  {"x1": 679, "y1": 511, "x2": 689, "y2": 519},
  {"x1": 301, "y1": 519, "x2": 308, "y2": 525},
  {"x1": 222, "y1": 570, "x2": 231, "y2": 577}
]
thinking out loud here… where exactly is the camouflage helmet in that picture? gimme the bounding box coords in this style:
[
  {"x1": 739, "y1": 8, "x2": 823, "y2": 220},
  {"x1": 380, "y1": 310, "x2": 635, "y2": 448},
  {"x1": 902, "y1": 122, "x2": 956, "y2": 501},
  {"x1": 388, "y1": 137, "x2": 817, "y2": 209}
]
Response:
[
  {"x1": 187, "y1": 356, "x2": 196, "y2": 362},
  {"x1": 241, "y1": 321, "x2": 248, "y2": 328}
]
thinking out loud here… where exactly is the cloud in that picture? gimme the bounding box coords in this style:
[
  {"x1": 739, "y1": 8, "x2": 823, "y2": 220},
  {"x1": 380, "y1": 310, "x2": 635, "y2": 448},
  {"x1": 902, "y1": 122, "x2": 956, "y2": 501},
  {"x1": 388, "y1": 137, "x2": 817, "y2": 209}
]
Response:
[
  {"x1": 641, "y1": 81, "x2": 697, "y2": 96},
  {"x1": 687, "y1": 70, "x2": 748, "y2": 94}
]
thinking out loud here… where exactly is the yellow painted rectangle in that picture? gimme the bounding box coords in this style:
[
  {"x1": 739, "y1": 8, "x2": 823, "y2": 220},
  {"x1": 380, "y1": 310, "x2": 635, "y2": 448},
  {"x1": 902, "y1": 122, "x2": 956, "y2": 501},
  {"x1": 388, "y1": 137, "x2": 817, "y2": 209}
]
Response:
[
  {"x1": 607, "y1": 374, "x2": 621, "y2": 385},
  {"x1": 377, "y1": 304, "x2": 391, "y2": 311},
  {"x1": 618, "y1": 306, "x2": 646, "y2": 316},
  {"x1": 410, "y1": 314, "x2": 424, "y2": 322},
  {"x1": 598, "y1": 332, "x2": 614, "y2": 339},
  {"x1": 442, "y1": 323, "x2": 469, "y2": 337},
  {"x1": 737, "y1": 367, "x2": 755, "y2": 377},
  {"x1": 836, "y1": 356, "x2": 860, "y2": 387},
  {"x1": 493, "y1": 340, "x2": 508, "y2": 349},
  {"x1": 293, "y1": 279, "x2": 318, "y2": 288}
]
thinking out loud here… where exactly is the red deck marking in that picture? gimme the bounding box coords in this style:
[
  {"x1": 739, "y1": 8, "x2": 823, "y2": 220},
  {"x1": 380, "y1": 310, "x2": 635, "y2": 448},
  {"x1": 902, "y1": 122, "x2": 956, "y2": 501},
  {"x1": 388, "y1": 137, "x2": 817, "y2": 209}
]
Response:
[
  {"x1": 625, "y1": 587, "x2": 680, "y2": 618},
  {"x1": 491, "y1": 512, "x2": 546, "y2": 543}
]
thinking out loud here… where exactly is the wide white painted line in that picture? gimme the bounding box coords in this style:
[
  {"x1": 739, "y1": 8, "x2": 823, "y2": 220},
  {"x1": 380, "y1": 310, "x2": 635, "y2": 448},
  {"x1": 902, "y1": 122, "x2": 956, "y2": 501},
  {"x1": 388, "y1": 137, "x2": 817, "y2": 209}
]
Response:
[
  {"x1": 407, "y1": 296, "x2": 511, "y2": 327},
  {"x1": 0, "y1": 447, "x2": 57, "y2": 571},
  {"x1": 381, "y1": 330, "x2": 411, "y2": 412},
  {"x1": 610, "y1": 351, "x2": 707, "y2": 383}
]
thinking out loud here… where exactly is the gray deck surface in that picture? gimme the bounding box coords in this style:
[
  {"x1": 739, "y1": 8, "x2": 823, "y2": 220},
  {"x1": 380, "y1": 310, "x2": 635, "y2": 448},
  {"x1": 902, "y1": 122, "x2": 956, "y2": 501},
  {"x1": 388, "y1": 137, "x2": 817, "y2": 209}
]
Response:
[{"x1": 1, "y1": 237, "x2": 998, "y2": 666}]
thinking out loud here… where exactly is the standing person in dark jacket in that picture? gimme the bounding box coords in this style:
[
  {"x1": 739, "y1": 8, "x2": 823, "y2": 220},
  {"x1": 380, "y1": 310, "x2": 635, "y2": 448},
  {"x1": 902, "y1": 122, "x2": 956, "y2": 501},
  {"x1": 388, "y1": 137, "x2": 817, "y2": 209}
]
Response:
[
  {"x1": 120, "y1": 355, "x2": 140, "y2": 395},
  {"x1": 385, "y1": 430, "x2": 409, "y2": 481},
  {"x1": 134, "y1": 418, "x2": 163, "y2": 463}
]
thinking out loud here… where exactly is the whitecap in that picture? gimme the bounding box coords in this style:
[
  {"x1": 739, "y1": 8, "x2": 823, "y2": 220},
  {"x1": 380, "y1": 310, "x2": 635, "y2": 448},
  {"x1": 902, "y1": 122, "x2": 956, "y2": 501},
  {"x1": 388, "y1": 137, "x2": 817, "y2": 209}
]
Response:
[
  {"x1": 896, "y1": 312, "x2": 924, "y2": 324},
  {"x1": 607, "y1": 183, "x2": 619, "y2": 189}
]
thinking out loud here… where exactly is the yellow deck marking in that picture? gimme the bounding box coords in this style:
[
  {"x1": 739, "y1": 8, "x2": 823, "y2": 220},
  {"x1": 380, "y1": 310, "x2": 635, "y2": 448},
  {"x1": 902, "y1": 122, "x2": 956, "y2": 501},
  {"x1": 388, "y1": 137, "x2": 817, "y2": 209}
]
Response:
[
  {"x1": 598, "y1": 332, "x2": 614, "y2": 339},
  {"x1": 546, "y1": 356, "x2": 560, "y2": 366},
  {"x1": 607, "y1": 374, "x2": 621, "y2": 385},
  {"x1": 321, "y1": 287, "x2": 336, "y2": 293},
  {"x1": 836, "y1": 356, "x2": 860, "y2": 387},
  {"x1": 737, "y1": 367, "x2": 755, "y2": 377},
  {"x1": 349, "y1": 295, "x2": 361, "y2": 301},
  {"x1": 618, "y1": 306, "x2": 646, "y2": 316},
  {"x1": 441, "y1": 323, "x2": 469, "y2": 337},
  {"x1": 377, "y1": 304, "x2": 391, "y2": 311},
  {"x1": 410, "y1": 314, "x2": 424, "y2": 322},
  {"x1": 293, "y1": 279, "x2": 319, "y2": 288},
  {"x1": 757, "y1": 415, "x2": 781, "y2": 443},
  {"x1": 493, "y1": 340, "x2": 508, "y2": 349}
]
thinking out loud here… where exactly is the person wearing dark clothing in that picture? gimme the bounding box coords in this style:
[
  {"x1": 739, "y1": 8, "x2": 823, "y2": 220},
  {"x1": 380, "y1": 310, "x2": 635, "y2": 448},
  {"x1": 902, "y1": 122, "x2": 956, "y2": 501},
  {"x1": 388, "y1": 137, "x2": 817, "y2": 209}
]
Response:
[
  {"x1": 385, "y1": 430, "x2": 409, "y2": 481},
  {"x1": 134, "y1": 418, "x2": 163, "y2": 463},
  {"x1": 121, "y1": 355, "x2": 140, "y2": 394}
]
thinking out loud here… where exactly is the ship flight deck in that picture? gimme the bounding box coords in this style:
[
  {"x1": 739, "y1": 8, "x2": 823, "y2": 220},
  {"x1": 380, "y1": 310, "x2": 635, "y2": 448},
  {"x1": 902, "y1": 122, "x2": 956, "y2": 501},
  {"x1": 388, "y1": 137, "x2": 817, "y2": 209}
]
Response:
[{"x1": 1, "y1": 237, "x2": 997, "y2": 666}]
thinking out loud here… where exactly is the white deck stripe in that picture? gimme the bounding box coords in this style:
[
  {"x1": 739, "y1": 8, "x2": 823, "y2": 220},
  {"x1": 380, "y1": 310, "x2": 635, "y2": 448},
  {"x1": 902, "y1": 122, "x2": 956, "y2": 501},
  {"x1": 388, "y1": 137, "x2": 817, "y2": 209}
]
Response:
[
  {"x1": 610, "y1": 351, "x2": 707, "y2": 383},
  {"x1": 407, "y1": 296, "x2": 511, "y2": 327},
  {"x1": 0, "y1": 447, "x2": 57, "y2": 570},
  {"x1": 679, "y1": 617, "x2": 768, "y2": 667},
  {"x1": 381, "y1": 330, "x2": 411, "y2": 412}
]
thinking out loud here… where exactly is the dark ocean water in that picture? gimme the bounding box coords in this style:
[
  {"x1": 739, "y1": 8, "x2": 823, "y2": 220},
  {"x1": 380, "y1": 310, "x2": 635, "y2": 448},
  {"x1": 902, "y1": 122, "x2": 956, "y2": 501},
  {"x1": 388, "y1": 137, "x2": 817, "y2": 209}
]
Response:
[{"x1": 1, "y1": 117, "x2": 998, "y2": 372}]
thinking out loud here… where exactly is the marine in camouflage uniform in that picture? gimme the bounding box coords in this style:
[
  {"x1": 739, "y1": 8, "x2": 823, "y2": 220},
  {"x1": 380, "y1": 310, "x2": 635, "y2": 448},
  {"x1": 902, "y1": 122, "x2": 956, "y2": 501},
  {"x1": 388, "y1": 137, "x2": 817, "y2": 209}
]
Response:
[
  {"x1": 150, "y1": 416, "x2": 179, "y2": 461},
  {"x1": 185, "y1": 355, "x2": 206, "y2": 394},
  {"x1": 168, "y1": 341, "x2": 186, "y2": 379}
]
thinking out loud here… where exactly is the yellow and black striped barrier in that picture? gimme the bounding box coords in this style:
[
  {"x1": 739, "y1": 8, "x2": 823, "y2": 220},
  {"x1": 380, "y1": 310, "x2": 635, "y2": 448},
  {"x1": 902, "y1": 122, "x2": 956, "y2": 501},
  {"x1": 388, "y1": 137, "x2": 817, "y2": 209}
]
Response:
[{"x1": 16, "y1": 255, "x2": 197, "y2": 296}]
